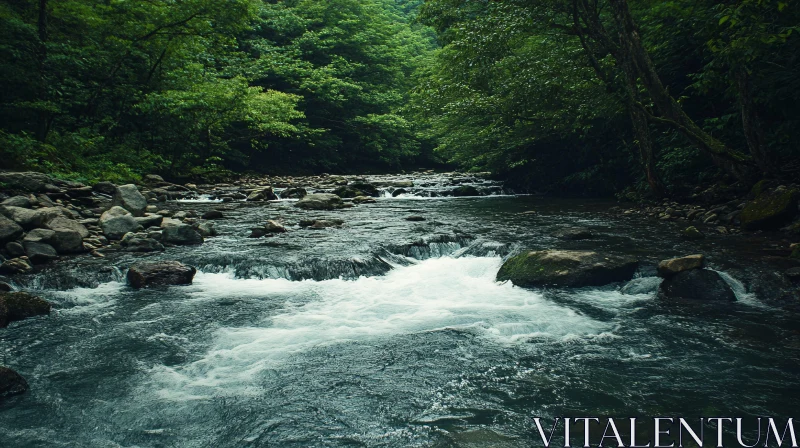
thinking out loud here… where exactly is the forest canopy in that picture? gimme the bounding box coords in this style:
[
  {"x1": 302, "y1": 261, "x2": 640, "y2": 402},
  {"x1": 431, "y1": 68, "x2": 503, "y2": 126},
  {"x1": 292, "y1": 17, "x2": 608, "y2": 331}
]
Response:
[{"x1": 1, "y1": 0, "x2": 799, "y2": 197}]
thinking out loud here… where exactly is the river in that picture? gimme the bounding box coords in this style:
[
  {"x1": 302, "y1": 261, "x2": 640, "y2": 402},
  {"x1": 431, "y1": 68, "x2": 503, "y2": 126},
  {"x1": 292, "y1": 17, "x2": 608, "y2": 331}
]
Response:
[{"x1": 1, "y1": 174, "x2": 799, "y2": 447}]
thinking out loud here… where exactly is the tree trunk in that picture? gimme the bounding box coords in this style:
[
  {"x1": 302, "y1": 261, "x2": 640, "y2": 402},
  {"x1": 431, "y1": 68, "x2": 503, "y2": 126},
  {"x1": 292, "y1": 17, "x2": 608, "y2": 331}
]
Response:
[
  {"x1": 606, "y1": 0, "x2": 753, "y2": 180},
  {"x1": 736, "y1": 67, "x2": 773, "y2": 175}
]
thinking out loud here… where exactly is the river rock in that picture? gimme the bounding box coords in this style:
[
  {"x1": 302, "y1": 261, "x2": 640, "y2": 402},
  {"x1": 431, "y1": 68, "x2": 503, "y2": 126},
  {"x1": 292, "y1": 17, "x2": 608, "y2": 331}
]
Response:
[
  {"x1": 112, "y1": 184, "x2": 148, "y2": 216},
  {"x1": 201, "y1": 210, "x2": 224, "y2": 220},
  {"x1": 92, "y1": 181, "x2": 117, "y2": 196},
  {"x1": 160, "y1": 218, "x2": 182, "y2": 229},
  {"x1": 6, "y1": 242, "x2": 25, "y2": 257},
  {"x1": 46, "y1": 216, "x2": 90, "y2": 238},
  {"x1": 0, "y1": 257, "x2": 33, "y2": 275},
  {"x1": 126, "y1": 261, "x2": 196, "y2": 289},
  {"x1": 162, "y1": 224, "x2": 204, "y2": 245},
  {"x1": 0, "y1": 291, "x2": 51, "y2": 327},
  {"x1": 681, "y1": 226, "x2": 705, "y2": 240},
  {"x1": 196, "y1": 221, "x2": 217, "y2": 237},
  {"x1": 100, "y1": 207, "x2": 141, "y2": 240},
  {"x1": 120, "y1": 233, "x2": 165, "y2": 252},
  {"x1": 452, "y1": 186, "x2": 480, "y2": 197},
  {"x1": 280, "y1": 187, "x2": 307, "y2": 199},
  {"x1": 659, "y1": 269, "x2": 736, "y2": 302},
  {"x1": 496, "y1": 250, "x2": 638, "y2": 287},
  {"x1": 135, "y1": 214, "x2": 163, "y2": 229},
  {"x1": 0, "y1": 206, "x2": 61, "y2": 230},
  {"x1": 334, "y1": 183, "x2": 380, "y2": 198},
  {"x1": 0, "y1": 215, "x2": 23, "y2": 244},
  {"x1": 657, "y1": 255, "x2": 705, "y2": 278},
  {"x1": 264, "y1": 220, "x2": 287, "y2": 233},
  {"x1": 739, "y1": 186, "x2": 799, "y2": 230},
  {"x1": 353, "y1": 196, "x2": 377, "y2": 204},
  {"x1": 2, "y1": 196, "x2": 33, "y2": 208},
  {"x1": 22, "y1": 241, "x2": 58, "y2": 264},
  {"x1": 300, "y1": 219, "x2": 344, "y2": 229},
  {"x1": 406, "y1": 216, "x2": 426, "y2": 222},
  {"x1": 0, "y1": 367, "x2": 29, "y2": 399},
  {"x1": 551, "y1": 227, "x2": 593, "y2": 240},
  {"x1": 295, "y1": 193, "x2": 345, "y2": 210}
]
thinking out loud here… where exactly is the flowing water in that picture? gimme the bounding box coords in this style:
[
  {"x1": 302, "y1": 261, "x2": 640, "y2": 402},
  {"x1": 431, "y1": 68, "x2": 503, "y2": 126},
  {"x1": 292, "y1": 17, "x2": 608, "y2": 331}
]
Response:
[{"x1": 2, "y1": 175, "x2": 799, "y2": 447}]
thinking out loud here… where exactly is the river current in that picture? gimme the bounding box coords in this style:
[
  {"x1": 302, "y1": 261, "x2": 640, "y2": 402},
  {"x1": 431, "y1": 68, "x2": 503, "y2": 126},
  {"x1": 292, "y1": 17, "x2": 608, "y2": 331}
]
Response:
[{"x1": 1, "y1": 175, "x2": 799, "y2": 447}]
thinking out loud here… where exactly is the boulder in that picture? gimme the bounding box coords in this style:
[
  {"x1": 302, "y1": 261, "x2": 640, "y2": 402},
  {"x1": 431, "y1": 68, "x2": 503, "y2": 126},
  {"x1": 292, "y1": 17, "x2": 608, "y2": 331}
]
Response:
[
  {"x1": 551, "y1": 227, "x2": 593, "y2": 240},
  {"x1": 739, "y1": 187, "x2": 799, "y2": 230},
  {"x1": 2, "y1": 196, "x2": 33, "y2": 208},
  {"x1": 0, "y1": 258, "x2": 33, "y2": 275},
  {"x1": 22, "y1": 241, "x2": 58, "y2": 264},
  {"x1": 0, "y1": 215, "x2": 23, "y2": 244},
  {"x1": 100, "y1": 206, "x2": 140, "y2": 240},
  {"x1": 0, "y1": 367, "x2": 29, "y2": 399},
  {"x1": 496, "y1": 250, "x2": 638, "y2": 288},
  {"x1": 160, "y1": 217, "x2": 183, "y2": 228},
  {"x1": 92, "y1": 181, "x2": 117, "y2": 196},
  {"x1": 0, "y1": 206, "x2": 61, "y2": 230},
  {"x1": 112, "y1": 184, "x2": 148, "y2": 216},
  {"x1": 135, "y1": 214, "x2": 163, "y2": 229},
  {"x1": 295, "y1": 193, "x2": 345, "y2": 210},
  {"x1": 120, "y1": 233, "x2": 165, "y2": 252},
  {"x1": 162, "y1": 224, "x2": 204, "y2": 245},
  {"x1": 46, "y1": 216, "x2": 90, "y2": 238},
  {"x1": 657, "y1": 254, "x2": 705, "y2": 278},
  {"x1": 280, "y1": 187, "x2": 307, "y2": 199},
  {"x1": 126, "y1": 261, "x2": 196, "y2": 289},
  {"x1": 452, "y1": 186, "x2": 481, "y2": 197},
  {"x1": 246, "y1": 191, "x2": 266, "y2": 201},
  {"x1": 0, "y1": 171, "x2": 54, "y2": 192},
  {"x1": 659, "y1": 269, "x2": 736, "y2": 302},
  {"x1": 144, "y1": 174, "x2": 165, "y2": 184},
  {"x1": 392, "y1": 189, "x2": 408, "y2": 197},
  {"x1": 23, "y1": 228, "x2": 55, "y2": 243},
  {"x1": 5, "y1": 242, "x2": 24, "y2": 257},
  {"x1": 201, "y1": 210, "x2": 224, "y2": 220},
  {"x1": 0, "y1": 291, "x2": 51, "y2": 327}
]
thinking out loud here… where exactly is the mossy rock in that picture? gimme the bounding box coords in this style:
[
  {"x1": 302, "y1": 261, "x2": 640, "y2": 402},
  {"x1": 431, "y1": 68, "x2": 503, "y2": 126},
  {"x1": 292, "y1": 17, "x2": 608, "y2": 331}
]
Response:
[
  {"x1": 739, "y1": 187, "x2": 799, "y2": 230},
  {"x1": 681, "y1": 226, "x2": 705, "y2": 240},
  {"x1": 496, "y1": 250, "x2": 638, "y2": 288},
  {"x1": 0, "y1": 292, "x2": 52, "y2": 328}
]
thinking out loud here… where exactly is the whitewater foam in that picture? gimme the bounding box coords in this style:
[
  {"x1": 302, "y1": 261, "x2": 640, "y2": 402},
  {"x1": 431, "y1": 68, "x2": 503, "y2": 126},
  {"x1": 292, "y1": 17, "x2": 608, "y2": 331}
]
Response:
[{"x1": 148, "y1": 256, "x2": 610, "y2": 397}]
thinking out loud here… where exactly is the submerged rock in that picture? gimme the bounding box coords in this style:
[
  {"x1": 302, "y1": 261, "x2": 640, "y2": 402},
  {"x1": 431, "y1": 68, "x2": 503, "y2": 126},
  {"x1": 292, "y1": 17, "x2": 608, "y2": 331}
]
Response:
[
  {"x1": 739, "y1": 186, "x2": 799, "y2": 230},
  {"x1": 496, "y1": 250, "x2": 638, "y2": 287},
  {"x1": 451, "y1": 185, "x2": 481, "y2": 197},
  {"x1": 0, "y1": 367, "x2": 29, "y2": 399},
  {"x1": 353, "y1": 196, "x2": 377, "y2": 204},
  {"x1": 657, "y1": 254, "x2": 705, "y2": 278},
  {"x1": 659, "y1": 269, "x2": 736, "y2": 302},
  {"x1": 551, "y1": 227, "x2": 593, "y2": 240},
  {"x1": 0, "y1": 291, "x2": 51, "y2": 327},
  {"x1": 127, "y1": 261, "x2": 197, "y2": 289},
  {"x1": 295, "y1": 193, "x2": 345, "y2": 210},
  {"x1": 405, "y1": 216, "x2": 426, "y2": 222},
  {"x1": 201, "y1": 210, "x2": 224, "y2": 220}
]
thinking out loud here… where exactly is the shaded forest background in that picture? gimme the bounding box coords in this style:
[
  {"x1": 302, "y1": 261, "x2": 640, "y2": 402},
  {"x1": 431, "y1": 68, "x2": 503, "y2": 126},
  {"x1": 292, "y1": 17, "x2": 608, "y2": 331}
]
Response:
[{"x1": 1, "y1": 0, "x2": 799, "y2": 197}]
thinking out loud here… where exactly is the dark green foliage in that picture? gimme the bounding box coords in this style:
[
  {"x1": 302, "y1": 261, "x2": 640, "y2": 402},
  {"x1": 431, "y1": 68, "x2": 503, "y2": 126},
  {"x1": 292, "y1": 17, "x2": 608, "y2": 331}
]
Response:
[{"x1": 0, "y1": 0, "x2": 435, "y2": 181}]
